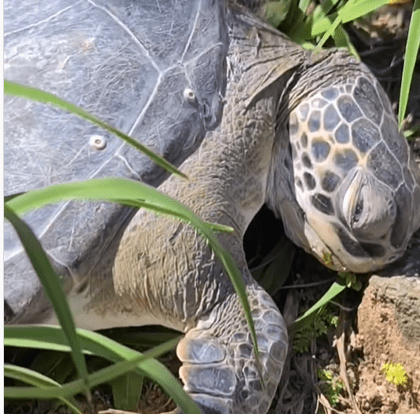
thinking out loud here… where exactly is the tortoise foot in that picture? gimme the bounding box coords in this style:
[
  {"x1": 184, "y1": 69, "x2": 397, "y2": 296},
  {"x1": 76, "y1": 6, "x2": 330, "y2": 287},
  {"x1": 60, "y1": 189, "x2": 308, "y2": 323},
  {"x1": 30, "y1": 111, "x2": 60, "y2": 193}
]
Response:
[{"x1": 176, "y1": 285, "x2": 288, "y2": 414}]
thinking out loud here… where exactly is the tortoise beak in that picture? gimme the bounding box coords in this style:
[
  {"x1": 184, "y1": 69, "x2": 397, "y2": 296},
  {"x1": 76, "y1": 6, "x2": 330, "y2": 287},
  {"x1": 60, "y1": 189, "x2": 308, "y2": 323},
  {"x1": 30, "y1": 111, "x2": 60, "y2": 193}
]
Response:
[{"x1": 340, "y1": 168, "x2": 396, "y2": 241}]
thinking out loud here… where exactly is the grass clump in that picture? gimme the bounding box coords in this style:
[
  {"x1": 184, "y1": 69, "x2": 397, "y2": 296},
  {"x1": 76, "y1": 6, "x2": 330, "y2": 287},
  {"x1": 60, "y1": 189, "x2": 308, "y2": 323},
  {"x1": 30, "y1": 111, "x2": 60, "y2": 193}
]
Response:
[{"x1": 293, "y1": 305, "x2": 339, "y2": 354}]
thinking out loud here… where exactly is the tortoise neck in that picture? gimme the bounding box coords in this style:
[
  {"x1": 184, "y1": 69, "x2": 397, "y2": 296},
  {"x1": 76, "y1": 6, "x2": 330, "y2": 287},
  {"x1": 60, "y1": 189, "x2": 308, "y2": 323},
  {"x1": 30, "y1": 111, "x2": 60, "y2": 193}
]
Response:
[
  {"x1": 161, "y1": 13, "x2": 306, "y2": 234},
  {"x1": 163, "y1": 85, "x2": 278, "y2": 238}
]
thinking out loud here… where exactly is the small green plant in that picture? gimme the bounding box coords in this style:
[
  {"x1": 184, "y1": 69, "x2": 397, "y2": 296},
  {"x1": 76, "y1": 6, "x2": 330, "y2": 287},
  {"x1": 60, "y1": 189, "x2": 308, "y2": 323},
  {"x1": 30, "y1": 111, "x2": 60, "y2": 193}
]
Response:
[
  {"x1": 293, "y1": 306, "x2": 339, "y2": 354},
  {"x1": 381, "y1": 362, "x2": 409, "y2": 387},
  {"x1": 337, "y1": 270, "x2": 362, "y2": 291},
  {"x1": 317, "y1": 369, "x2": 344, "y2": 407}
]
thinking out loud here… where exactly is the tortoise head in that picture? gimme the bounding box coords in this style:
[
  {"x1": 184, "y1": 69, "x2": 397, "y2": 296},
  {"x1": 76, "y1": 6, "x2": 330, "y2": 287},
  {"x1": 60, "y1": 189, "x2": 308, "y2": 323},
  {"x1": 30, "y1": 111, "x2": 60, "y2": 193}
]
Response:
[{"x1": 268, "y1": 75, "x2": 420, "y2": 273}]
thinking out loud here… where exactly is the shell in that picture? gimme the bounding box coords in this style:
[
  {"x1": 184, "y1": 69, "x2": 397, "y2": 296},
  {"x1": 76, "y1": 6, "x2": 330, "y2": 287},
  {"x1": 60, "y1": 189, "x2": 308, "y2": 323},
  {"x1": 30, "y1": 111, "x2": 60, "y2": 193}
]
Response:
[{"x1": 4, "y1": 0, "x2": 228, "y2": 318}]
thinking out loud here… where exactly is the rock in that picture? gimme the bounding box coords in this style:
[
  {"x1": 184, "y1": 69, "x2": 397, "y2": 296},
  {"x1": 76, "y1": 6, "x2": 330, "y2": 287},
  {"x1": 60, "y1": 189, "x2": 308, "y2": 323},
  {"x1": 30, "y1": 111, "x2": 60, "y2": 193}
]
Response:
[
  {"x1": 379, "y1": 228, "x2": 420, "y2": 279},
  {"x1": 365, "y1": 275, "x2": 420, "y2": 345},
  {"x1": 356, "y1": 274, "x2": 420, "y2": 413}
]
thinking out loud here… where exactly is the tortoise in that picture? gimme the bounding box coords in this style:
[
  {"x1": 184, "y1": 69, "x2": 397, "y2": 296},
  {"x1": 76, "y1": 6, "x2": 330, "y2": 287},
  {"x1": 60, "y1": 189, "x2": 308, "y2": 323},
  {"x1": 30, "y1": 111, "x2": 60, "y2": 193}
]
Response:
[{"x1": 4, "y1": 0, "x2": 420, "y2": 413}]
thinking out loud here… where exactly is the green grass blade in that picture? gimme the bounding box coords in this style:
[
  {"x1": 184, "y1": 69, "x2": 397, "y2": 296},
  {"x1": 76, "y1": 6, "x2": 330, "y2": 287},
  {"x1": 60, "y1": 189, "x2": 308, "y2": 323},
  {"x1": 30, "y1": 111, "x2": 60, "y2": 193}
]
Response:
[
  {"x1": 110, "y1": 372, "x2": 143, "y2": 411},
  {"x1": 284, "y1": 0, "x2": 311, "y2": 40},
  {"x1": 289, "y1": 280, "x2": 346, "y2": 332},
  {"x1": 312, "y1": 0, "x2": 341, "y2": 20},
  {"x1": 113, "y1": 198, "x2": 234, "y2": 233},
  {"x1": 332, "y1": 24, "x2": 360, "y2": 58},
  {"x1": 4, "y1": 205, "x2": 90, "y2": 395},
  {"x1": 339, "y1": 0, "x2": 388, "y2": 23},
  {"x1": 4, "y1": 337, "x2": 180, "y2": 399},
  {"x1": 288, "y1": 0, "x2": 341, "y2": 44},
  {"x1": 5, "y1": 327, "x2": 202, "y2": 414},
  {"x1": 311, "y1": 0, "x2": 388, "y2": 39},
  {"x1": 4, "y1": 193, "x2": 24, "y2": 203},
  {"x1": 4, "y1": 365, "x2": 82, "y2": 414},
  {"x1": 4, "y1": 326, "x2": 93, "y2": 353},
  {"x1": 4, "y1": 80, "x2": 186, "y2": 180},
  {"x1": 310, "y1": 12, "x2": 339, "y2": 38},
  {"x1": 298, "y1": 0, "x2": 311, "y2": 13},
  {"x1": 5, "y1": 178, "x2": 219, "y2": 229},
  {"x1": 313, "y1": 1, "x2": 349, "y2": 51},
  {"x1": 263, "y1": 0, "x2": 291, "y2": 27},
  {"x1": 398, "y1": 0, "x2": 420, "y2": 125}
]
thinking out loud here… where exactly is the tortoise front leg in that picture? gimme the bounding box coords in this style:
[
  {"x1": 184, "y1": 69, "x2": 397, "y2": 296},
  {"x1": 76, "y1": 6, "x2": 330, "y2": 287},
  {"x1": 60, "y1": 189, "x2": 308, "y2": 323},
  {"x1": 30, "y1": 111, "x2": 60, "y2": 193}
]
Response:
[{"x1": 113, "y1": 210, "x2": 288, "y2": 414}]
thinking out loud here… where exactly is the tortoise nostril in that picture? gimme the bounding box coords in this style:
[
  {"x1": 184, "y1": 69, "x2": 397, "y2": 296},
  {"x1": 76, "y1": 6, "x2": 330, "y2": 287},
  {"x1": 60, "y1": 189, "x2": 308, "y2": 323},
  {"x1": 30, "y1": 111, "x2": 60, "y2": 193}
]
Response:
[
  {"x1": 342, "y1": 170, "x2": 396, "y2": 240},
  {"x1": 351, "y1": 192, "x2": 395, "y2": 241},
  {"x1": 202, "y1": 102, "x2": 210, "y2": 118},
  {"x1": 353, "y1": 198, "x2": 364, "y2": 224}
]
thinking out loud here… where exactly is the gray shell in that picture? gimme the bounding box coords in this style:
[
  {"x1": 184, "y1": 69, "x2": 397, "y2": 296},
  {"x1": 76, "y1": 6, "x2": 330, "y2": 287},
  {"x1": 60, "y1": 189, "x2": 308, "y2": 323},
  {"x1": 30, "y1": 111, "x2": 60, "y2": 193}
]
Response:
[{"x1": 4, "y1": 0, "x2": 228, "y2": 321}]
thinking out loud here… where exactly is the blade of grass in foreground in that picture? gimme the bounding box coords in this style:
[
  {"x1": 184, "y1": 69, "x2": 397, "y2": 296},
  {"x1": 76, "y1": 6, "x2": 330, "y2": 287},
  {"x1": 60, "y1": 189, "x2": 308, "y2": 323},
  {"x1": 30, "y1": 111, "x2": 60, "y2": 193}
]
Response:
[
  {"x1": 5, "y1": 340, "x2": 179, "y2": 400},
  {"x1": 4, "y1": 81, "x2": 186, "y2": 180},
  {"x1": 110, "y1": 371, "x2": 143, "y2": 412},
  {"x1": 4, "y1": 365, "x2": 82, "y2": 414},
  {"x1": 4, "y1": 205, "x2": 90, "y2": 396},
  {"x1": 6, "y1": 178, "x2": 260, "y2": 366},
  {"x1": 398, "y1": 0, "x2": 420, "y2": 126},
  {"x1": 114, "y1": 198, "x2": 234, "y2": 233},
  {"x1": 5, "y1": 327, "x2": 202, "y2": 414},
  {"x1": 313, "y1": 0, "x2": 388, "y2": 50}
]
